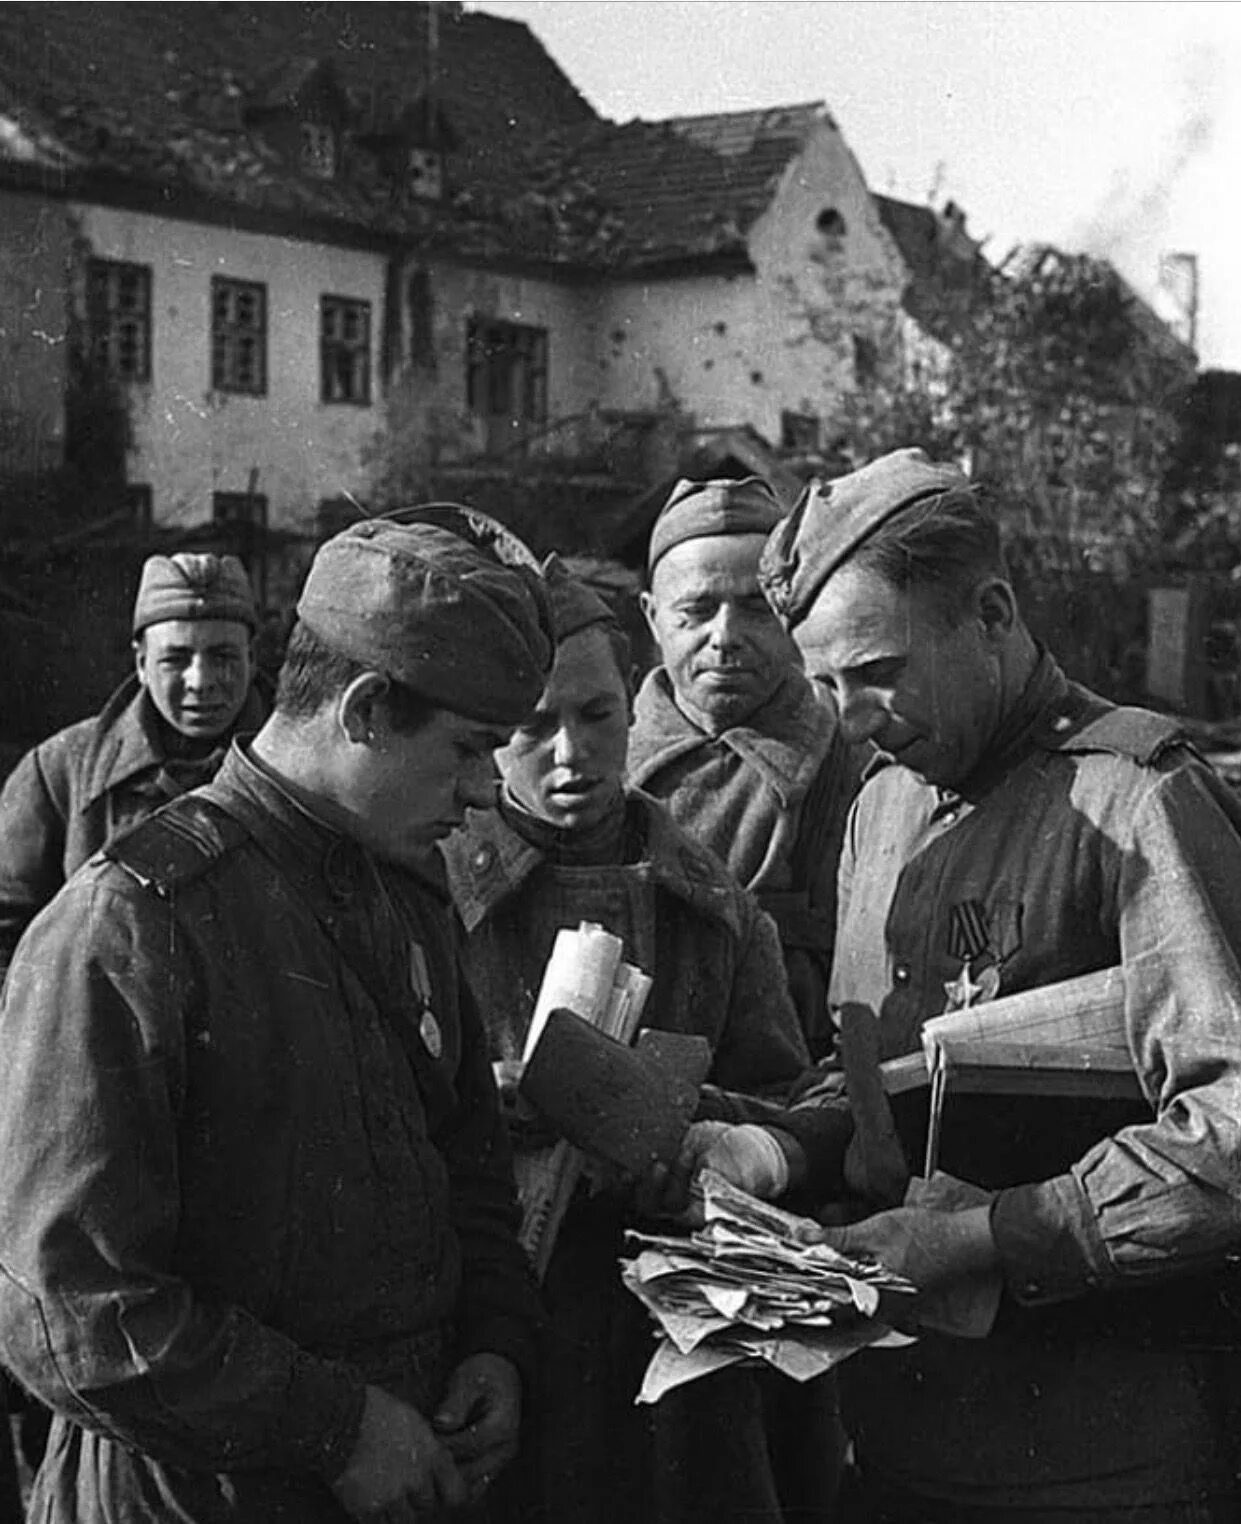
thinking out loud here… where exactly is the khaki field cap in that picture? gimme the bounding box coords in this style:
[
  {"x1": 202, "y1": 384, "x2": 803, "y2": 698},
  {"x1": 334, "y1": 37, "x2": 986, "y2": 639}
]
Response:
[
  {"x1": 132, "y1": 553, "x2": 257, "y2": 635},
  {"x1": 647, "y1": 476, "x2": 787, "y2": 574},
  {"x1": 541, "y1": 555, "x2": 620, "y2": 642},
  {"x1": 296, "y1": 514, "x2": 553, "y2": 726},
  {"x1": 758, "y1": 448, "x2": 973, "y2": 628}
]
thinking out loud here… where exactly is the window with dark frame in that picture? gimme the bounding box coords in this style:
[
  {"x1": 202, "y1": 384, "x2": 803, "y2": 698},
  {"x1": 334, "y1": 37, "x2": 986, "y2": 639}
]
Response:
[
  {"x1": 853, "y1": 333, "x2": 879, "y2": 386},
  {"x1": 211, "y1": 277, "x2": 267, "y2": 395},
  {"x1": 212, "y1": 490, "x2": 269, "y2": 606},
  {"x1": 780, "y1": 410, "x2": 821, "y2": 452},
  {"x1": 125, "y1": 483, "x2": 154, "y2": 531},
  {"x1": 321, "y1": 296, "x2": 372, "y2": 404},
  {"x1": 300, "y1": 122, "x2": 337, "y2": 180},
  {"x1": 86, "y1": 259, "x2": 152, "y2": 383},
  {"x1": 465, "y1": 318, "x2": 548, "y2": 445}
]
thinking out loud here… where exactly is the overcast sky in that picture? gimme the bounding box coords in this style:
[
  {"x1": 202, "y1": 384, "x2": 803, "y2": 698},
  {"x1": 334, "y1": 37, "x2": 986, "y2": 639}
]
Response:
[{"x1": 474, "y1": 1, "x2": 1241, "y2": 371}]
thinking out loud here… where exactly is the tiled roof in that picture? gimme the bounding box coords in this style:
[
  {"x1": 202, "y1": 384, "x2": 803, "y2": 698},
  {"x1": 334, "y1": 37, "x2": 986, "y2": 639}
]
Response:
[
  {"x1": 0, "y1": 5, "x2": 829, "y2": 271},
  {"x1": 875, "y1": 193, "x2": 989, "y2": 336},
  {"x1": 0, "y1": 1, "x2": 608, "y2": 259},
  {"x1": 538, "y1": 103, "x2": 822, "y2": 266}
]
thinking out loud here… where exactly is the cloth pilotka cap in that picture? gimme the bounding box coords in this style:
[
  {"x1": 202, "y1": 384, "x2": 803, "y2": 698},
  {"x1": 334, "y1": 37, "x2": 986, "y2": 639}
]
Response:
[
  {"x1": 541, "y1": 554, "x2": 621, "y2": 641},
  {"x1": 647, "y1": 476, "x2": 787, "y2": 574},
  {"x1": 296, "y1": 516, "x2": 553, "y2": 726},
  {"x1": 758, "y1": 447, "x2": 974, "y2": 629},
  {"x1": 132, "y1": 553, "x2": 258, "y2": 635}
]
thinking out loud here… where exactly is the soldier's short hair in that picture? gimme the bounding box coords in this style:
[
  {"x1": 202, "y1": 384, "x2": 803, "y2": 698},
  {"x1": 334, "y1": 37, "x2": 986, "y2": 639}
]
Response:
[
  {"x1": 275, "y1": 620, "x2": 436, "y2": 734},
  {"x1": 850, "y1": 488, "x2": 1009, "y2": 623}
]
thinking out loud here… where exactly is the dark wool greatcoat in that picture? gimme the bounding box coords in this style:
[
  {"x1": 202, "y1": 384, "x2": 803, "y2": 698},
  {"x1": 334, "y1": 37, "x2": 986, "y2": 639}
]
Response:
[
  {"x1": 441, "y1": 789, "x2": 849, "y2": 1524},
  {"x1": 0, "y1": 674, "x2": 267, "y2": 977},
  {"x1": 0, "y1": 744, "x2": 540, "y2": 1524},
  {"x1": 628, "y1": 666, "x2": 862, "y2": 1058}
]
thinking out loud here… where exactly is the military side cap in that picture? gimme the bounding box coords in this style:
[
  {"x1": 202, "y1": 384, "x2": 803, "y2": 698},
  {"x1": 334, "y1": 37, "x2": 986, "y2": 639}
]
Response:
[
  {"x1": 296, "y1": 518, "x2": 553, "y2": 726},
  {"x1": 541, "y1": 554, "x2": 620, "y2": 642},
  {"x1": 759, "y1": 448, "x2": 972, "y2": 627},
  {"x1": 133, "y1": 553, "x2": 257, "y2": 634},
  {"x1": 648, "y1": 476, "x2": 786, "y2": 573}
]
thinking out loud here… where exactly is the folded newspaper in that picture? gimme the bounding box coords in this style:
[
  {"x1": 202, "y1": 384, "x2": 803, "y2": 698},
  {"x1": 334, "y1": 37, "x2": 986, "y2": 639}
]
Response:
[{"x1": 621, "y1": 1171, "x2": 916, "y2": 1403}]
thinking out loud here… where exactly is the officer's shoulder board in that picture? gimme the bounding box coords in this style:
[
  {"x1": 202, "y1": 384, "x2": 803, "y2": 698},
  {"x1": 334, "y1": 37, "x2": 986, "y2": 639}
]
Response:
[
  {"x1": 104, "y1": 795, "x2": 250, "y2": 896},
  {"x1": 1038, "y1": 685, "x2": 1192, "y2": 767}
]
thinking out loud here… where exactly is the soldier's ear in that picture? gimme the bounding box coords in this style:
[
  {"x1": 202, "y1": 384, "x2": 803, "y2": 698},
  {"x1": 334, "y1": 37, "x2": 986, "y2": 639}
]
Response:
[
  {"x1": 338, "y1": 672, "x2": 389, "y2": 746},
  {"x1": 639, "y1": 589, "x2": 660, "y2": 642},
  {"x1": 975, "y1": 578, "x2": 1016, "y2": 640}
]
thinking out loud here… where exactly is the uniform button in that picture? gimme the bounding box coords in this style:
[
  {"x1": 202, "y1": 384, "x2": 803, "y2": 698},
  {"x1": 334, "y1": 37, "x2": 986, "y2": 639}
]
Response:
[
  {"x1": 471, "y1": 843, "x2": 496, "y2": 873},
  {"x1": 1022, "y1": 1281, "x2": 1042, "y2": 1298},
  {"x1": 942, "y1": 808, "x2": 958, "y2": 825},
  {"x1": 1053, "y1": 714, "x2": 1072, "y2": 732},
  {"x1": 893, "y1": 965, "x2": 911, "y2": 984}
]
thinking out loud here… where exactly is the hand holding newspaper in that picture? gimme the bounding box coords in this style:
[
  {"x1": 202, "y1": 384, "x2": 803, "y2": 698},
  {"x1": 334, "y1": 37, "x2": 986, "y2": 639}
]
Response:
[
  {"x1": 621, "y1": 1171, "x2": 916, "y2": 1403},
  {"x1": 508, "y1": 922, "x2": 653, "y2": 1278}
]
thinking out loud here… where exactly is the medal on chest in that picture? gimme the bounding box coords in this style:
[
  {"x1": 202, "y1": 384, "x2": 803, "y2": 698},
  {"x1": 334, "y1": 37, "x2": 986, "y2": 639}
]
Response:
[
  {"x1": 409, "y1": 942, "x2": 442, "y2": 1059},
  {"x1": 943, "y1": 898, "x2": 1005, "y2": 1012}
]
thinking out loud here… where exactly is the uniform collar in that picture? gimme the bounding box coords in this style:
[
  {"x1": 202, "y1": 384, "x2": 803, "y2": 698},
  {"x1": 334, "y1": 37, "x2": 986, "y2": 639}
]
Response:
[
  {"x1": 82, "y1": 675, "x2": 267, "y2": 808},
  {"x1": 440, "y1": 786, "x2": 744, "y2": 938},
  {"x1": 206, "y1": 742, "x2": 450, "y2": 908},
  {"x1": 952, "y1": 648, "x2": 1068, "y2": 802},
  {"x1": 628, "y1": 666, "x2": 835, "y2": 805}
]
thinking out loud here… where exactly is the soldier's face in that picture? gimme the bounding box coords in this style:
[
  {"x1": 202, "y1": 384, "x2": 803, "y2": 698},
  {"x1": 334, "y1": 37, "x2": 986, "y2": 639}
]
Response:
[
  {"x1": 793, "y1": 564, "x2": 1004, "y2": 789},
  {"x1": 641, "y1": 534, "x2": 795, "y2": 733},
  {"x1": 496, "y1": 626, "x2": 631, "y2": 832},
  {"x1": 135, "y1": 619, "x2": 254, "y2": 740},
  {"x1": 350, "y1": 706, "x2": 509, "y2": 863}
]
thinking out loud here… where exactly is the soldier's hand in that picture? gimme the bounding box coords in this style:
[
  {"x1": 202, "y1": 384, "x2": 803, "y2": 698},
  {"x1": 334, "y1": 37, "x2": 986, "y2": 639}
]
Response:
[
  {"x1": 680, "y1": 1122, "x2": 792, "y2": 1201},
  {"x1": 331, "y1": 1383, "x2": 465, "y2": 1518},
  {"x1": 814, "y1": 1204, "x2": 999, "y2": 1328},
  {"x1": 433, "y1": 1353, "x2": 522, "y2": 1500}
]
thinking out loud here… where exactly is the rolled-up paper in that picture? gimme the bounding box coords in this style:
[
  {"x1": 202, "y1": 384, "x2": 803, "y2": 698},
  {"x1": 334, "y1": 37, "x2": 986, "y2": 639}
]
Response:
[{"x1": 523, "y1": 922, "x2": 624, "y2": 1062}]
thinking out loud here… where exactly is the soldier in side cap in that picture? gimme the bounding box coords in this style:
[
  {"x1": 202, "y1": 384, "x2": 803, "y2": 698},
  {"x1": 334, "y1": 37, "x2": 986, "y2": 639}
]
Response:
[
  {"x1": 0, "y1": 551, "x2": 266, "y2": 978},
  {"x1": 630, "y1": 476, "x2": 864, "y2": 1061},
  {"x1": 707, "y1": 447, "x2": 1241, "y2": 1519},
  {"x1": 0, "y1": 515, "x2": 551, "y2": 1524},
  {"x1": 440, "y1": 556, "x2": 850, "y2": 1524}
]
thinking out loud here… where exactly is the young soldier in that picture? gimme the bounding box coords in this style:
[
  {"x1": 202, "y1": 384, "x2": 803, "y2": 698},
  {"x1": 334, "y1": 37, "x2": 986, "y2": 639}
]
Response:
[{"x1": 0, "y1": 517, "x2": 550, "y2": 1523}]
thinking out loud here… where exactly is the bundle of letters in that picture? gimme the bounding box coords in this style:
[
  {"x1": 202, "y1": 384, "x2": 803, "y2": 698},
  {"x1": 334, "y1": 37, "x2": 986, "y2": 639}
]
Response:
[{"x1": 622, "y1": 1171, "x2": 916, "y2": 1403}]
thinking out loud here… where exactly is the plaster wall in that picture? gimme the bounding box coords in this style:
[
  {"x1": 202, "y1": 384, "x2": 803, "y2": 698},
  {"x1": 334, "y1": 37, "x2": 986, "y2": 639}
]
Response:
[
  {"x1": 0, "y1": 189, "x2": 71, "y2": 474},
  {"x1": 76, "y1": 204, "x2": 388, "y2": 529},
  {"x1": 591, "y1": 119, "x2": 908, "y2": 443}
]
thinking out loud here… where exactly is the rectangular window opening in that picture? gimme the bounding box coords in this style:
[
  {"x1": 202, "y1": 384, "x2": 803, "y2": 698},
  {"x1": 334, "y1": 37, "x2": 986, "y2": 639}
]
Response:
[
  {"x1": 86, "y1": 259, "x2": 152, "y2": 383},
  {"x1": 465, "y1": 317, "x2": 548, "y2": 453},
  {"x1": 211, "y1": 277, "x2": 267, "y2": 396},
  {"x1": 321, "y1": 295, "x2": 373, "y2": 405}
]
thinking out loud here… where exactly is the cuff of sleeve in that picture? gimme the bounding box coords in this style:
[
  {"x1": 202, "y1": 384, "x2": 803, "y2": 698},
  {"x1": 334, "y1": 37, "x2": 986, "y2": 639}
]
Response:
[
  {"x1": 991, "y1": 1172, "x2": 1111, "y2": 1306},
  {"x1": 285, "y1": 1351, "x2": 368, "y2": 1482},
  {"x1": 455, "y1": 1314, "x2": 541, "y2": 1397},
  {"x1": 769, "y1": 1104, "x2": 853, "y2": 1199}
]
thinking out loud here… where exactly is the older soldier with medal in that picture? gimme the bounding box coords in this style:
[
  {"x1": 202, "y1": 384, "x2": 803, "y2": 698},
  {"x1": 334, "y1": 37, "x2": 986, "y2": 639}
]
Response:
[{"x1": 748, "y1": 449, "x2": 1241, "y2": 1521}]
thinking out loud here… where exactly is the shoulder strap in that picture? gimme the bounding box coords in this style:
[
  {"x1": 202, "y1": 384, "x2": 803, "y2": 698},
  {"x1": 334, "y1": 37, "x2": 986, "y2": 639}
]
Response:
[
  {"x1": 1040, "y1": 693, "x2": 1190, "y2": 767},
  {"x1": 104, "y1": 794, "x2": 251, "y2": 894}
]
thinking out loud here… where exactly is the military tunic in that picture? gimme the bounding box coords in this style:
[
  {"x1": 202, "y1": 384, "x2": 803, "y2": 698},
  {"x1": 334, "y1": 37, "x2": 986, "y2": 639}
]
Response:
[
  {"x1": 441, "y1": 788, "x2": 847, "y2": 1524},
  {"x1": 0, "y1": 674, "x2": 267, "y2": 977},
  {"x1": 0, "y1": 743, "x2": 540, "y2": 1524},
  {"x1": 629, "y1": 666, "x2": 861, "y2": 1058},
  {"x1": 831, "y1": 652, "x2": 1241, "y2": 1513}
]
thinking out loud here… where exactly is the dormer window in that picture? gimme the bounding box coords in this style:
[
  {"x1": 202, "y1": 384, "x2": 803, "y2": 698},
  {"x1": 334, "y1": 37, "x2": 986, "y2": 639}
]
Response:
[
  {"x1": 301, "y1": 122, "x2": 337, "y2": 180},
  {"x1": 408, "y1": 146, "x2": 443, "y2": 201},
  {"x1": 816, "y1": 207, "x2": 847, "y2": 246}
]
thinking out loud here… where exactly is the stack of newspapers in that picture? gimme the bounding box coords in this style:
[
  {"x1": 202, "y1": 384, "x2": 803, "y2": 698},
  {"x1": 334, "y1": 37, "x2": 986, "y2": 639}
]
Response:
[{"x1": 621, "y1": 1172, "x2": 916, "y2": 1403}]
